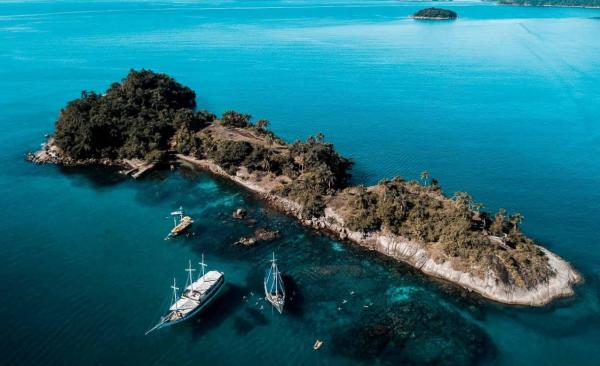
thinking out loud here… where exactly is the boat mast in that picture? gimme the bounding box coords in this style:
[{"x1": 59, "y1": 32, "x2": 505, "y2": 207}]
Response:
[
  {"x1": 271, "y1": 252, "x2": 278, "y2": 296},
  {"x1": 185, "y1": 260, "x2": 196, "y2": 291},
  {"x1": 179, "y1": 206, "x2": 183, "y2": 221},
  {"x1": 171, "y1": 278, "x2": 179, "y2": 312},
  {"x1": 198, "y1": 253, "x2": 207, "y2": 280}
]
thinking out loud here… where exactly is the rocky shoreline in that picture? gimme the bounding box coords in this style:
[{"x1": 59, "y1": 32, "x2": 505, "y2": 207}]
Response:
[
  {"x1": 27, "y1": 141, "x2": 156, "y2": 179},
  {"x1": 27, "y1": 140, "x2": 123, "y2": 167},
  {"x1": 176, "y1": 154, "x2": 582, "y2": 306},
  {"x1": 26, "y1": 143, "x2": 582, "y2": 306}
]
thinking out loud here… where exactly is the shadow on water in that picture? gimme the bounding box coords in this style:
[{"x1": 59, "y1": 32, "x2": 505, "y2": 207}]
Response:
[
  {"x1": 282, "y1": 275, "x2": 304, "y2": 318},
  {"x1": 58, "y1": 165, "x2": 128, "y2": 189},
  {"x1": 187, "y1": 283, "x2": 248, "y2": 340}
]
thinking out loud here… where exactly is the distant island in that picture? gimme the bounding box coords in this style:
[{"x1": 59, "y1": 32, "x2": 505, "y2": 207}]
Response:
[
  {"x1": 28, "y1": 70, "x2": 581, "y2": 306},
  {"x1": 412, "y1": 8, "x2": 458, "y2": 20},
  {"x1": 498, "y1": 0, "x2": 600, "y2": 7}
]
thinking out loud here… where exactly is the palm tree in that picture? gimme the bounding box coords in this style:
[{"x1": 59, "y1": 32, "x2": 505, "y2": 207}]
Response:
[
  {"x1": 256, "y1": 119, "x2": 269, "y2": 130},
  {"x1": 316, "y1": 132, "x2": 325, "y2": 144},
  {"x1": 509, "y1": 213, "x2": 524, "y2": 229},
  {"x1": 420, "y1": 170, "x2": 429, "y2": 186},
  {"x1": 452, "y1": 192, "x2": 473, "y2": 211}
]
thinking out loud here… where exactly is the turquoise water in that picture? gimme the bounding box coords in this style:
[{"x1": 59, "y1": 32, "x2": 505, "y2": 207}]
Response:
[{"x1": 1, "y1": 1, "x2": 600, "y2": 365}]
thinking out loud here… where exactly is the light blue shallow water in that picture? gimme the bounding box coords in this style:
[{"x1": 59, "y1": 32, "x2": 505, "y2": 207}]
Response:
[{"x1": 1, "y1": 1, "x2": 600, "y2": 365}]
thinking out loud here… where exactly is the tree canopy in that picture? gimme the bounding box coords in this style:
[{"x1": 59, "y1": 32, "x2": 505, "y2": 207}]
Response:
[
  {"x1": 54, "y1": 69, "x2": 213, "y2": 160},
  {"x1": 413, "y1": 8, "x2": 458, "y2": 19}
]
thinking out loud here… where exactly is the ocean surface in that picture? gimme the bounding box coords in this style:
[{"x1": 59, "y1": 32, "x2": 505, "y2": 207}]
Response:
[{"x1": 1, "y1": 1, "x2": 600, "y2": 365}]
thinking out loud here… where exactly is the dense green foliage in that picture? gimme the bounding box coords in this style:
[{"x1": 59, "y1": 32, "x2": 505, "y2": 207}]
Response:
[
  {"x1": 205, "y1": 139, "x2": 254, "y2": 174},
  {"x1": 413, "y1": 7, "x2": 458, "y2": 19},
  {"x1": 221, "y1": 111, "x2": 252, "y2": 128},
  {"x1": 344, "y1": 178, "x2": 550, "y2": 287},
  {"x1": 198, "y1": 127, "x2": 353, "y2": 217},
  {"x1": 498, "y1": 0, "x2": 599, "y2": 6},
  {"x1": 54, "y1": 69, "x2": 214, "y2": 160},
  {"x1": 274, "y1": 134, "x2": 353, "y2": 217}
]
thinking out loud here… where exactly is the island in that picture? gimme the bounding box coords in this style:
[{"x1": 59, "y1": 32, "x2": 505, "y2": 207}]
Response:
[
  {"x1": 498, "y1": 0, "x2": 600, "y2": 7},
  {"x1": 412, "y1": 8, "x2": 458, "y2": 20},
  {"x1": 28, "y1": 70, "x2": 581, "y2": 306}
]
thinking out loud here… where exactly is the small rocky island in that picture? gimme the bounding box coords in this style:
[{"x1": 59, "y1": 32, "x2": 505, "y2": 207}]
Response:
[
  {"x1": 28, "y1": 70, "x2": 581, "y2": 306},
  {"x1": 412, "y1": 7, "x2": 458, "y2": 20}
]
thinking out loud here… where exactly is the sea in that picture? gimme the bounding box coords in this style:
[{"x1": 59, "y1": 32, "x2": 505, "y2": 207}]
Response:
[{"x1": 1, "y1": 1, "x2": 599, "y2": 365}]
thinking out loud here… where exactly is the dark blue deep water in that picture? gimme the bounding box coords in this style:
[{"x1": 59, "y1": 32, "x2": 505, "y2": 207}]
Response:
[{"x1": 1, "y1": 1, "x2": 600, "y2": 365}]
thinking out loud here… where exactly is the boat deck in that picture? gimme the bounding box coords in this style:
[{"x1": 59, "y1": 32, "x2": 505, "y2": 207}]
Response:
[
  {"x1": 169, "y1": 271, "x2": 223, "y2": 311},
  {"x1": 171, "y1": 216, "x2": 193, "y2": 235}
]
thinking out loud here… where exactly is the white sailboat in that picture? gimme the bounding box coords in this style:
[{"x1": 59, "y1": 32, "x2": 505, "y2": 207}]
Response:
[
  {"x1": 264, "y1": 252, "x2": 285, "y2": 314},
  {"x1": 145, "y1": 255, "x2": 224, "y2": 335}
]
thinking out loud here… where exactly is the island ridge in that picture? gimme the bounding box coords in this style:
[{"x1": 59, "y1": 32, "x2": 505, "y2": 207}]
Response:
[
  {"x1": 412, "y1": 8, "x2": 458, "y2": 20},
  {"x1": 28, "y1": 70, "x2": 581, "y2": 306}
]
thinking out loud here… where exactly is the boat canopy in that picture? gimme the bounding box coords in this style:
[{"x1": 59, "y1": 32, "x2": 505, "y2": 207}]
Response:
[
  {"x1": 169, "y1": 297, "x2": 198, "y2": 312},
  {"x1": 186, "y1": 271, "x2": 223, "y2": 294}
]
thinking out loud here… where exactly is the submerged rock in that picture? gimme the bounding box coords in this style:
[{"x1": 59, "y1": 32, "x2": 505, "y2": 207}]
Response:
[
  {"x1": 254, "y1": 228, "x2": 280, "y2": 241},
  {"x1": 331, "y1": 299, "x2": 495, "y2": 365},
  {"x1": 234, "y1": 228, "x2": 280, "y2": 246},
  {"x1": 235, "y1": 236, "x2": 257, "y2": 246}
]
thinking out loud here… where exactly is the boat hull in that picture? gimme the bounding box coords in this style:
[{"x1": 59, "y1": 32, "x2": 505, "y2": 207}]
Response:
[
  {"x1": 166, "y1": 216, "x2": 194, "y2": 239},
  {"x1": 150, "y1": 273, "x2": 225, "y2": 333},
  {"x1": 265, "y1": 292, "x2": 285, "y2": 314},
  {"x1": 264, "y1": 263, "x2": 285, "y2": 314}
]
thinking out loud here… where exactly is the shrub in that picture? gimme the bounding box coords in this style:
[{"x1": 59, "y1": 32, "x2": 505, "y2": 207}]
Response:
[
  {"x1": 212, "y1": 140, "x2": 253, "y2": 168},
  {"x1": 221, "y1": 111, "x2": 251, "y2": 128}
]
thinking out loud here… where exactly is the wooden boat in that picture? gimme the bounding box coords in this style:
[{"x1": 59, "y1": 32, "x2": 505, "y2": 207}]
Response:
[
  {"x1": 313, "y1": 340, "x2": 323, "y2": 350},
  {"x1": 146, "y1": 255, "x2": 224, "y2": 335},
  {"x1": 264, "y1": 252, "x2": 285, "y2": 313},
  {"x1": 166, "y1": 206, "x2": 193, "y2": 239}
]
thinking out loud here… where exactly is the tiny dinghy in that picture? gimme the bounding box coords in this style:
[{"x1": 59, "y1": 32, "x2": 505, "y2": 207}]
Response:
[
  {"x1": 146, "y1": 255, "x2": 224, "y2": 335},
  {"x1": 264, "y1": 252, "x2": 285, "y2": 314},
  {"x1": 313, "y1": 340, "x2": 323, "y2": 350}
]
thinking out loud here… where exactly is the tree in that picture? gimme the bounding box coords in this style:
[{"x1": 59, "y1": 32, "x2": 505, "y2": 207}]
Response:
[
  {"x1": 509, "y1": 213, "x2": 524, "y2": 230},
  {"x1": 212, "y1": 140, "x2": 253, "y2": 167},
  {"x1": 221, "y1": 111, "x2": 251, "y2": 128},
  {"x1": 53, "y1": 69, "x2": 202, "y2": 160},
  {"x1": 490, "y1": 208, "x2": 508, "y2": 236},
  {"x1": 420, "y1": 170, "x2": 429, "y2": 186},
  {"x1": 316, "y1": 132, "x2": 325, "y2": 144},
  {"x1": 256, "y1": 119, "x2": 270, "y2": 130},
  {"x1": 452, "y1": 192, "x2": 473, "y2": 210}
]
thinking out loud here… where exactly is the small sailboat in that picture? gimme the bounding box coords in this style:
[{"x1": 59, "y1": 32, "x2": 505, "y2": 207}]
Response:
[
  {"x1": 165, "y1": 206, "x2": 193, "y2": 239},
  {"x1": 264, "y1": 252, "x2": 285, "y2": 313},
  {"x1": 145, "y1": 255, "x2": 225, "y2": 335}
]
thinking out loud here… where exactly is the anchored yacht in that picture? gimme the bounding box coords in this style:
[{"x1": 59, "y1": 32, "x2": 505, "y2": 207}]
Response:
[
  {"x1": 264, "y1": 252, "x2": 285, "y2": 313},
  {"x1": 146, "y1": 255, "x2": 224, "y2": 335}
]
